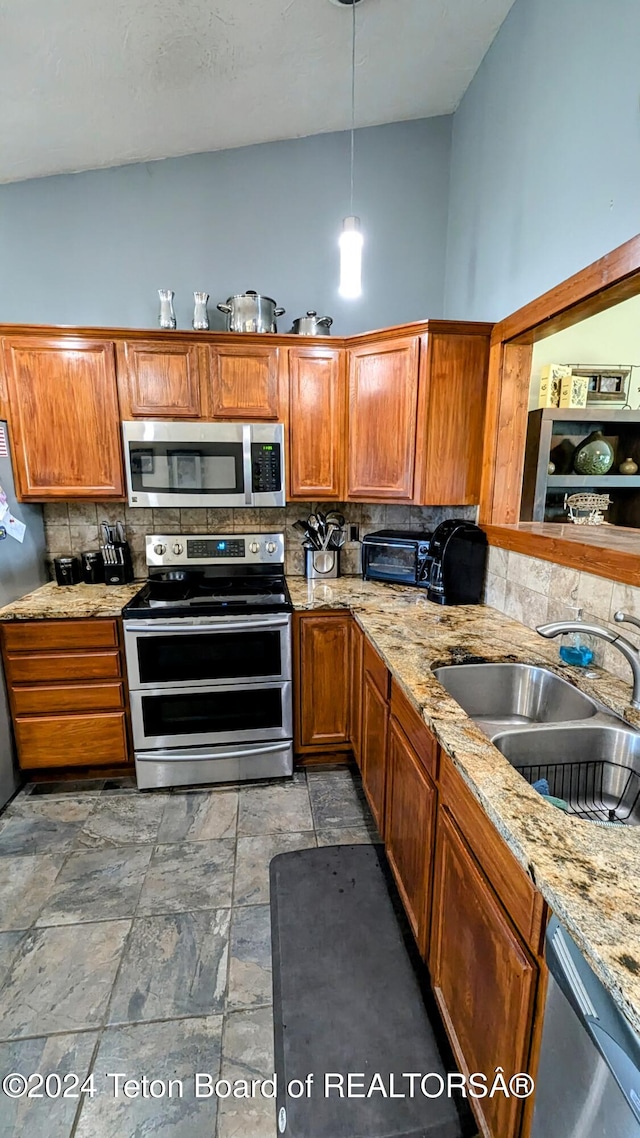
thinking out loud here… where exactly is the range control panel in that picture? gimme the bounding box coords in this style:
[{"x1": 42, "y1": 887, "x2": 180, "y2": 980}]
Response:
[{"x1": 145, "y1": 532, "x2": 285, "y2": 568}]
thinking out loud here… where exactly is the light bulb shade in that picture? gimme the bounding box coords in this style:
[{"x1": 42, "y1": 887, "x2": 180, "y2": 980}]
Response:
[{"x1": 339, "y1": 216, "x2": 363, "y2": 299}]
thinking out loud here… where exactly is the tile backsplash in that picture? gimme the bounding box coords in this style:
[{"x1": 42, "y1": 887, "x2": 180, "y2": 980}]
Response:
[
  {"x1": 44, "y1": 502, "x2": 476, "y2": 581},
  {"x1": 485, "y1": 545, "x2": 640, "y2": 684}
]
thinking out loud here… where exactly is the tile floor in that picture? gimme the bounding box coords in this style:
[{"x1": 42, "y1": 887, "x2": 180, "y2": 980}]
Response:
[{"x1": 0, "y1": 768, "x2": 378, "y2": 1137}]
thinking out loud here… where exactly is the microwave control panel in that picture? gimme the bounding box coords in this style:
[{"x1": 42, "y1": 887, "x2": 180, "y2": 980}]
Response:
[{"x1": 252, "y1": 443, "x2": 282, "y2": 492}]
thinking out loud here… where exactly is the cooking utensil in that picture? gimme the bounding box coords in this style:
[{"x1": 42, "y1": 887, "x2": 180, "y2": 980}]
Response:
[
  {"x1": 217, "y1": 291, "x2": 285, "y2": 333},
  {"x1": 324, "y1": 511, "x2": 345, "y2": 528},
  {"x1": 291, "y1": 311, "x2": 333, "y2": 336}
]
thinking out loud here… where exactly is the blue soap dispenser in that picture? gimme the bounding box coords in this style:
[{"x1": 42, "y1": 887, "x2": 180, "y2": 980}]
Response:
[{"x1": 558, "y1": 609, "x2": 594, "y2": 667}]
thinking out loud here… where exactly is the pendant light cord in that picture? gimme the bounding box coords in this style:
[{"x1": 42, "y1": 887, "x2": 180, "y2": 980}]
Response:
[{"x1": 349, "y1": 0, "x2": 356, "y2": 217}]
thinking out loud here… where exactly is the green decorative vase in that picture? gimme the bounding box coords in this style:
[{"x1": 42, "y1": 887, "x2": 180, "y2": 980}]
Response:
[{"x1": 573, "y1": 430, "x2": 614, "y2": 475}]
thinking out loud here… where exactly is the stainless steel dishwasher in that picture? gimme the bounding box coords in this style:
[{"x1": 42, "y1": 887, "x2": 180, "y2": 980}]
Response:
[{"x1": 531, "y1": 914, "x2": 640, "y2": 1137}]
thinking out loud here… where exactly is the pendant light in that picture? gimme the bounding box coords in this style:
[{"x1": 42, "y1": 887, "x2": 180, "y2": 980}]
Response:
[{"x1": 334, "y1": 0, "x2": 364, "y2": 299}]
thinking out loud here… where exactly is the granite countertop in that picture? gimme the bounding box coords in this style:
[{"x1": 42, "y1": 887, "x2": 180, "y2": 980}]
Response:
[
  {"x1": 0, "y1": 581, "x2": 141, "y2": 620},
  {"x1": 2, "y1": 576, "x2": 640, "y2": 1031}
]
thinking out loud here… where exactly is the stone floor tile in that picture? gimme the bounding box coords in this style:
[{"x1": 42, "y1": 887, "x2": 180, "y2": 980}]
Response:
[
  {"x1": 237, "y1": 783, "x2": 313, "y2": 836},
  {"x1": 0, "y1": 813, "x2": 82, "y2": 858},
  {"x1": 0, "y1": 932, "x2": 27, "y2": 990},
  {"x1": 157, "y1": 790, "x2": 238, "y2": 843},
  {"x1": 75, "y1": 794, "x2": 169, "y2": 849},
  {"x1": 23, "y1": 780, "x2": 104, "y2": 798},
  {"x1": 0, "y1": 854, "x2": 64, "y2": 930},
  {"x1": 233, "y1": 832, "x2": 316, "y2": 907},
  {"x1": 217, "y1": 1006, "x2": 276, "y2": 1138},
  {"x1": 35, "y1": 845, "x2": 152, "y2": 926},
  {"x1": 74, "y1": 1016, "x2": 223, "y2": 1138},
  {"x1": 108, "y1": 909, "x2": 230, "y2": 1024},
  {"x1": 315, "y1": 824, "x2": 380, "y2": 847},
  {"x1": 0, "y1": 920, "x2": 130, "y2": 1039},
  {"x1": 228, "y1": 905, "x2": 272, "y2": 1010},
  {"x1": 6, "y1": 795, "x2": 97, "y2": 823},
  {"x1": 138, "y1": 839, "x2": 235, "y2": 914},
  {"x1": 0, "y1": 1031, "x2": 98, "y2": 1138},
  {"x1": 307, "y1": 771, "x2": 371, "y2": 829}
]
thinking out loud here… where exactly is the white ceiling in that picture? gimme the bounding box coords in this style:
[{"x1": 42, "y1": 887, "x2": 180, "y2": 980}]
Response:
[{"x1": 0, "y1": 0, "x2": 516, "y2": 184}]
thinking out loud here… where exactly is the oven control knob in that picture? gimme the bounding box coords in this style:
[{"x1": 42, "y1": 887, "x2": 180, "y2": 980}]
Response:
[
  {"x1": 172, "y1": 542, "x2": 184, "y2": 555},
  {"x1": 266, "y1": 542, "x2": 277, "y2": 554},
  {"x1": 153, "y1": 543, "x2": 167, "y2": 556},
  {"x1": 249, "y1": 542, "x2": 260, "y2": 554}
]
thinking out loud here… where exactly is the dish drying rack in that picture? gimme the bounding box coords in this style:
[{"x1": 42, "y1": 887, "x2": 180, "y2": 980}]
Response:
[{"x1": 519, "y1": 759, "x2": 640, "y2": 825}]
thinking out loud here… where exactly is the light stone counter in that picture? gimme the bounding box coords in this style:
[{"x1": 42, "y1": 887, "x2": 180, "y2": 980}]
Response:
[{"x1": 2, "y1": 575, "x2": 640, "y2": 1031}]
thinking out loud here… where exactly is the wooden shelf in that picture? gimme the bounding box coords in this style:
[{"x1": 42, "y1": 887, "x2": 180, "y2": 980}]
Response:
[{"x1": 548, "y1": 475, "x2": 640, "y2": 488}]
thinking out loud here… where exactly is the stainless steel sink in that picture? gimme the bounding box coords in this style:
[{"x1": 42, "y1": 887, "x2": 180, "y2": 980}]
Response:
[
  {"x1": 433, "y1": 663, "x2": 599, "y2": 736},
  {"x1": 492, "y1": 724, "x2": 640, "y2": 825}
]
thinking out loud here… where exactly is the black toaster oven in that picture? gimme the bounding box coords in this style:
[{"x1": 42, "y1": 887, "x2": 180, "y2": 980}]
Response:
[{"x1": 361, "y1": 530, "x2": 432, "y2": 587}]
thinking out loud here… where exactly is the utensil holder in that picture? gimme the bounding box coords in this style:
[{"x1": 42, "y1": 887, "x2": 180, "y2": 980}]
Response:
[{"x1": 305, "y1": 548, "x2": 339, "y2": 580}]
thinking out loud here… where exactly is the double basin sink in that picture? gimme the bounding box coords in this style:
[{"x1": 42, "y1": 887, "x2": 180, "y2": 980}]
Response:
[{"x1": 433, "y1": 663, "x2": 640, "y2": 826}]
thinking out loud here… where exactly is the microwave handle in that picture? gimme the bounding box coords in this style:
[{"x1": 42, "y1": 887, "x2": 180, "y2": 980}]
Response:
[{"x1": 243, "y1": 424, "x2": 253, "y2": 505}]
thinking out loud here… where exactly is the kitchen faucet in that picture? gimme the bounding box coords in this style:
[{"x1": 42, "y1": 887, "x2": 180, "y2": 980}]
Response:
[{"x1": 537, "y1": 612, "x2": 640, "y2": 709}]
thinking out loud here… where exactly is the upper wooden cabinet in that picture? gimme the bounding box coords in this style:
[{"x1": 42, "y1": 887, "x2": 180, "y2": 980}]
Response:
[
  {"x1": 1, "y1": 337, "x2": 124, "y2": 500},
  {"x1": 117, "y1": 340, "x2": 206, "y2": 419},
  {"x1": 419, "y1": 330, "x2": 490, "y2": 505},
  {"x1": 288, "y1": 346, "x2": 345, "y2": 499},
  {"x1": 347, "y1": 336, "x2": 421, "y2": 501},
  {"x1": 207, "y1": 343, "x2": 282, "y2": 420}
]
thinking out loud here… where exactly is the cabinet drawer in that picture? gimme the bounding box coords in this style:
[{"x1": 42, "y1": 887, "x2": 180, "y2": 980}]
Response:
[
  {"x1": 363, "y1": 637, "x2": 389, "y2": 699},
  {"x1": 12, "y1": 681, "x2": 125, "y2": 716},
  {"x1": 6, "y1": 650, "x2": 122, "y2": 685},
  {"x1": 390, "y1": 679, "x2": 437, "y2": 780},
  {"x1": 15, "y1": 711, "x2": 129, "y2": 769},
  {"x1": 2, "y1": 619, "x2": 119, "y2": 653},
  {"x1": 439, "y1": 752, "x2": 543, "y2": 949}
]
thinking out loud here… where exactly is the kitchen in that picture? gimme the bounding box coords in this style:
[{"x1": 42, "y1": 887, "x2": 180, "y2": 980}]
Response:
[{"x1": 1, "y1": 1, "x2": 640, "y2": 1137}]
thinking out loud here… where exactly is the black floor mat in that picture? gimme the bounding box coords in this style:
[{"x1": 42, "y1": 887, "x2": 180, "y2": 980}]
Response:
[{"x1": 270, "y1": 844, "x2": 475, "y2": 1138}]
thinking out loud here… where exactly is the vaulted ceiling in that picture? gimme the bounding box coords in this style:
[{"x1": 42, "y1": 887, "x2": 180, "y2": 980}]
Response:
[{"x1": 0, "y1": 0, "x2": 516, "y2": 183}]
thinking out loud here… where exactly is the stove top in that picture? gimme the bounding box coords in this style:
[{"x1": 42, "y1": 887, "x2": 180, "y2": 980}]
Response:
[{"x1": 122, "y1": 531, "x2": 292, "y2": 620}]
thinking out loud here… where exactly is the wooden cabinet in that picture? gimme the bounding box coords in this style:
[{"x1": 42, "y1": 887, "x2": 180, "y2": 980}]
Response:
[
  {"x1": 1, "y1": 619, "x2": 130, "y2": 771},
  {"x1": 360, "y1": 639, "x2": 390, "y2": 833},
  {"x1": 430, "y1": 808, "x2": 538, "y2": 1138},
  {"x1": 347, "y1": 336, "x2": 421, "y2": 501},
  {"x1": 385, "y1": 716, "x2": 437, "y2": 955},
  {"x1": 419, "y1": 330, "x2": 491, "y2": 505},
  {"x1": 208, "y1": 343, "x2": 282, "y2": 420},
  {"x1": 117, "y1": 340, "x2": 205, "y2": 419},
  {"x1": 1, "y1": 337, "x2": 124, "y2": 500},
  {"x1": 288, "y1": 346, "x2": 345, "y2": 499},
  {"x1": 350, "y1": 620, "x2": 364, "y2": 768},
  {"x1": 294, "y1": 613, "x2": 352, "y2": 754}
]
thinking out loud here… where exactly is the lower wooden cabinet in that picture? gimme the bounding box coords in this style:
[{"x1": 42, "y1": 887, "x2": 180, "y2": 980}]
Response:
[
  {"x1": 350, "y1": 620, "x2": 364, "y2": 768},
  {"x1": 360, "y1": 666, "x2": 389, "y2": 833},
  {"x1": 294, "y1": 613, "x2": 352, "y2": 755},
  {"x1": 430, "y1": 808, "x2": 538, "y2": 1138},
  {"x1": 1, "y1": 619, "x2": 130, "y2": 771},
  {"x1": 385, "y1": 716, "x2": 437, "y2": 955}
]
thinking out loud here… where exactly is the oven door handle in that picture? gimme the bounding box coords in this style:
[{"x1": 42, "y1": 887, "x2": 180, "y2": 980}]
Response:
[
  {"x1": 243, "y1": 424, "x2": 253, "y2": 505},
  {"x1": 124, "y1": 616, "x2": 290, "y2": 634},
  {"x1": 136, "y1": 741, "x2": 289, "y2": 762}
]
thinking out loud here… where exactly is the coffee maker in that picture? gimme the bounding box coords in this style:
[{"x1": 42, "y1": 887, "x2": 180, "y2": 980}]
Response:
[{"x1": 426, "y1": 520, "x2": 487, "y2": 605}]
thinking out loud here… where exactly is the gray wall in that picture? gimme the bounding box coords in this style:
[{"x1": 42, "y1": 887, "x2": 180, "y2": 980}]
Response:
[
  {"x1": 0, "y1": 118, "x2": 451, "y2": 336},
  {"x1": 444, "y1": 0, "x2": 640, "y2": 323}
]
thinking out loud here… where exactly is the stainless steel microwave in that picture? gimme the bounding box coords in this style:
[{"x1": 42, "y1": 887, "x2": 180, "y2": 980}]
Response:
[{"x1": 122, "y1": 421, "x2": 285, "y2": 508}]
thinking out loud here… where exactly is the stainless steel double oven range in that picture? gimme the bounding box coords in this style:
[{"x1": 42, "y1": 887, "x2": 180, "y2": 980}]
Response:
[{"x1": 122, "y1": 532, "x2": 293, "y2": 789}]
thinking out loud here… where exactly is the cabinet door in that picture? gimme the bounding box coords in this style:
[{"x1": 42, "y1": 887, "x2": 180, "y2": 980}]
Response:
[
  {"x1": 208, "y1": 344, "x2": 281, "y2": 420},
  {"x1": 296, "y1": 614, "x2": 351, "y2": 749},
  {"x1": 288, "y1": 347, "x2": 345, "y2": 499},
  {"x1": 117, "y1": 340, "x2": 205, "y2": 418},
  {"x1": 385, "y1": 717, "x2": 436, "y2": 955},
  {"x1": 430, "y1": 809, "x2": 538, "y2": 1138},
  {"x1": 360, "y1": 670, "x2": 389, "y2": 833},
  {"x1": 2, "y1": 337, "x2": 124, "y2": 499},
  {"x1": 419, "y1": 332, "x2": 491, "y2": 505},
  {"x1": 350, "y1": 620, "x2": 364, "y2": 769},
  {"x1": 347, "y1": 336, "x2": 420, "y2": 500}
]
